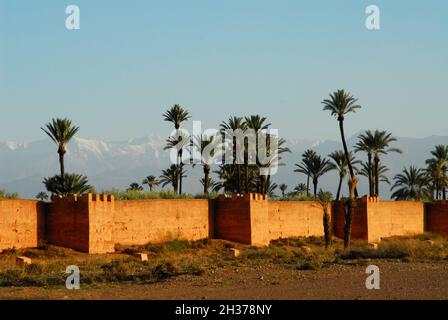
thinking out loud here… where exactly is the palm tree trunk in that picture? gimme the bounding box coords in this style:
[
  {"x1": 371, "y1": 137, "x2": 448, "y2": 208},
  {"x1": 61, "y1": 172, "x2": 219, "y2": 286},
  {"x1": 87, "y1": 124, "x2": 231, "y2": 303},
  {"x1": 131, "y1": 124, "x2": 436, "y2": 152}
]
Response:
[
  {"x1": 344, "y1": 199, "x2": 354, "y2": 249},
  {"x1": 245, "y1": 161, "x2": 249, "y2": 194},
  {"x1": 323, "y1": 207, "x2": 332, "y2": 249},
  {"x1": 338, "y1": 119, "x2": 358, "y2": 198},
  {"x1": 374, "y1": 156, "x2": 380, "y2": 196},
  {"x1": 260, "y1": 175, "x2": 266, "y2": 195},
  {"x1": 204, "y1": 165, "x2": 210, "y2": 195},
  {"x1": 58, "y1": 149, "x2": 65, "y2": 191},
  {"x1": 336, "y1": 174, "x2": 343, "y2": 201},
  {"x1": 306, "y1": 175, "x2": 310, "y2": 197},
  {"x1": 313, "y1": 178, "x2": 318, "y2": 197},
  {"x1": 368, "y1": 153, "x2": 373, "y2": 196},
  {"x1": 237, "y1": 164, "x2": 241, "y2": 193},
  {"x1": 178, "y1": 149, "x2": 183, "y2": 195}
]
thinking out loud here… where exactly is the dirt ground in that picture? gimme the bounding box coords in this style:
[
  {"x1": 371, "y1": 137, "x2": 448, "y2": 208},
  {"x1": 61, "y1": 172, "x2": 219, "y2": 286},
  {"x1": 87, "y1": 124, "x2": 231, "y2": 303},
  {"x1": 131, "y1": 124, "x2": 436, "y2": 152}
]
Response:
[{"x1": 1, "y1": 261, "x2": 447, "y2": 300}]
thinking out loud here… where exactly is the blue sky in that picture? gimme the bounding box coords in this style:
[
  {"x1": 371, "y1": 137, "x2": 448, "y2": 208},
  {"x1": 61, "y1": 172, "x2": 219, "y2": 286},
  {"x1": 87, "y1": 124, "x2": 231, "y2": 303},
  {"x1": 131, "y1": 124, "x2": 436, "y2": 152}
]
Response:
[{"x1": 0, "y1": 0, "x2": 447, "y2": 142}]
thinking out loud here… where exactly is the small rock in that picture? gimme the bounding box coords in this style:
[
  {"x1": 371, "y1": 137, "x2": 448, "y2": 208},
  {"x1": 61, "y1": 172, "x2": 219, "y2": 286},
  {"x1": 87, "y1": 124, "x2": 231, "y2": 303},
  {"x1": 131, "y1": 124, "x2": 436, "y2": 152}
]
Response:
[
  {"x1": 425, "y1": 240, "x2": 435, "y2": 246},
  {"x1": 133, "y1": 252, "x2": 148, "y2": 262},
  {"x1": 16, "y1": 256, "x2": 32, "y2": 267},
  {"x1": 227, "y1": 248, "x2": 240, "y2": 258},
  {"x1": 300, "y1": 246, "x2": 312, "y2": 253},
  {"x1": 259, "y1": 276, "x2": 264, "y2": 281},
  {"x1": 369, "y1": 243, "x2": 379, "y2": 250}
]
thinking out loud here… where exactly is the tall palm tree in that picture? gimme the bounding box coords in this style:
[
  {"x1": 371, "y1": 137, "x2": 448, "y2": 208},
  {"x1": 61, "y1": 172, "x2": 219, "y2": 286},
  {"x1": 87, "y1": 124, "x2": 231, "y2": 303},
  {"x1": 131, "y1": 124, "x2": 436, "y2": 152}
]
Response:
[
  {"x1": 244, "y1": 115, "x2": 271, "y2": 194},
  {"x1": 355, "y1": 130, "x2": 376, "y2": 196},
  {"x1": 317, "y1": 189, "x2": 333, "y2": 248},
  {"x1": 163, "y1": 104, "x2": 191, "y2": 194},
  {"x1": 322, "y1": 89, "x2": 361, "y2": 198},
  {"x1": 159, "y1": 164, "x2": 186, "y2": 193},
  {"x1": 328, "y1": 150, "x2": 360, "y2": 201},
  {"x1": 220, "y1": 116, "x2": 246, "y2": 193},
  {"x1": 279, "y1": 184, "x2": 288, "y2": 199},
  {"x1": 359, "y1": 162, "x2": 390, "y2": 194},
  {"x1": 296, "y1": 154, "x2": 334, "y2": 197},
  {"x1": 391, "y1": 166, "x2": 430, "y2": 201},
  {"x1": 193, "y1": 134, "x2": 218, "y2": 195},
  {"x1": 142, "y1": 175, "x2": 159, "y2": 192},
  {"x1": 164, "y1": 132, "x2": 191, "y2": 194},
  {"x1": 41, "y1": 118, "x2": 80, "y2": 189},
  {"x1": 425, "y1": 145, "x2": 448, "y2": 200},
  {"x1": 370, "y1": 130, "x2": 402, "y2": 197},
  {"x1": 299, "y1": 150, "x2": 317, "y2": 196},
  {"x1": 258, "y1": 135, "x2": 291, "y2": 195}
]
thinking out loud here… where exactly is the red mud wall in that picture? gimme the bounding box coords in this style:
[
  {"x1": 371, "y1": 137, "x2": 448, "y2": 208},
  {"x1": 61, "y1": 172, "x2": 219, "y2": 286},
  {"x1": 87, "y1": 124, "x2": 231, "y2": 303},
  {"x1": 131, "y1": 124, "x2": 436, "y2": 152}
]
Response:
[
  {"x1": 332, "y1": 200, "x2": 368, "y2": 240},
  {"x1": 426, "y1": 202, "x2": 448, "y2": 237},
  {"x1": 367, "y1": 200, "x2": 424, "y2": 243},
  {"x1": 45, "y1": 195, "x2": 90, "y2": 253},
  {"x1": 113, "y1": 199, "x2": 211, "y2": 246},
  {"x1": 268, "y1": 201, "x2": 327, "y2": 240},
  {"x1": 213, "y1": 195, "x2": 252, "y2": 245},
  {"x1": 0, "y1": 200, "x2": 46, "y2": 251}
]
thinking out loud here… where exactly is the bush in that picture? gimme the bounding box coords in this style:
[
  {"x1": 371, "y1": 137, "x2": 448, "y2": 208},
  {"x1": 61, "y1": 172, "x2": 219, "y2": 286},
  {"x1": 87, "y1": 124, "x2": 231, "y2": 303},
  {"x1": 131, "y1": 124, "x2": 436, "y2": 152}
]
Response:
[
  {"x1": 0, "y1": 190, "x2": 19, "y2": 199},
  {"x1": 102, "y1": 189, "x2": 195, "y2": 200}
]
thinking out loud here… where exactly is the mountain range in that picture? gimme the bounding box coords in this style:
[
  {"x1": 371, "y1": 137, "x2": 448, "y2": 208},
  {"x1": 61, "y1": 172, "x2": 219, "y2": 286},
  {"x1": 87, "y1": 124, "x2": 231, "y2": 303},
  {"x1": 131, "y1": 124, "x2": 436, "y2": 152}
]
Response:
[{"x1": 1, "y1": 133, "x2": 447, "y2": 199}]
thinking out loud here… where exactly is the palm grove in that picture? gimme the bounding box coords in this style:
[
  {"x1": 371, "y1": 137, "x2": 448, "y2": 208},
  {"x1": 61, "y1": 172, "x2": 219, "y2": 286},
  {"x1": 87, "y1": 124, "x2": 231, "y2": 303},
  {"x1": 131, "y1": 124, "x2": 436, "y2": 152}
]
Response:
[{"x1": 35, "y1": 90, "x2": 448, "y2": 248}]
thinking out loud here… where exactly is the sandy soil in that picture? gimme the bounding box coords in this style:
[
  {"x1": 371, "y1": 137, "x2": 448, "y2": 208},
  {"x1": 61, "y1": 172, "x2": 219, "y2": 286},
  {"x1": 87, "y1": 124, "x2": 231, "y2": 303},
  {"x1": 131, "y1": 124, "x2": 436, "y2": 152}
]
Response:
[{"x1": 1, "y1": 261, "x2": 447, "y2": 300}]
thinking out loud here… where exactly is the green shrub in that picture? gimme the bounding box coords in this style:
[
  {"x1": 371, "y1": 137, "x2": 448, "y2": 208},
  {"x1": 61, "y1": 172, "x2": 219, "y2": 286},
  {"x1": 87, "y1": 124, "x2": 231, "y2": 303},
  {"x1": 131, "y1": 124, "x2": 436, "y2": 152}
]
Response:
[
  {"x1": 0, "y1": 189, "x2": 19, "y2": 199},
  {"x1": 101, "y1": 189, "x2": 195, "y2": 200}
]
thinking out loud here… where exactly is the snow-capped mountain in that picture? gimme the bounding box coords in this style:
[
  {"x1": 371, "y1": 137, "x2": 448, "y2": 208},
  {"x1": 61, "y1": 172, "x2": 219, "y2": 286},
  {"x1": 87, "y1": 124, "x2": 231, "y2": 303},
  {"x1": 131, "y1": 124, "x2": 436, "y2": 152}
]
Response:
[{"x1": 1, "y1": 134, "x2": 448, "y2": 199}]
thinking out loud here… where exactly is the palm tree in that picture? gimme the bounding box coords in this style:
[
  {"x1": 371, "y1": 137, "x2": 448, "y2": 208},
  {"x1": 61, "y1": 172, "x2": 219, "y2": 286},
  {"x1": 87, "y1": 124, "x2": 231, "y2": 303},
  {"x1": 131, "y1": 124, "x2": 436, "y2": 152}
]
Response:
[
  {"x1": 425, "y1": 145, "x2": 448, "y2": 200},
  {"x1": 159, "y1": 164, "x2": 186, "y2": 193},
  {"x1": 163, "y1": 104, "x2": 191, "y2": 194},
  {"x1": 391, "y1": 166, "x2": 430, "y2": 201},
  {"x1": 317, "y1": 190, "x2": 333, "y2": 248},
  {"x1": 294, "y1": 150, "x2": 317, "y2": 197},
  {"x1": 41, "y1": 118, "x2": 80, "y2": 189},
  {"x1": 142, "y1": 175, "x2": 159, "y2": 192},
  {"x1": 164, "y1": 132, "x2": 191, "y2": 194},
  {"x1": 294, "y1": 183, "x2": 308, "y2": 195},
  {"x1": 193, "y1": 134, "x2": 219, "y2": 195},
  {"x1": 43, "y1": 173, "x2": 93, "y2": 196},
  {"x1": 257, "y1": 135, "x2": 290, "y2": 195},
  {"x1": 127, "y1": 183, "x2": 143, "y2": 191},
  {"x1": 328, "y1": 150, "x2": 360, "y2": 201},
  {"x1": 297, "y1": 154, "x2": 334, "y2": 197},
  {"x1": 300, "y1": 150, "x2": 317, "y2": 196},
  {"x1": 244, "y1": 115, "x2": 271, "y2": 194},
  {"x1": 279, "y1": 184, "x2": 288, "y2": 199},
  {"x1": 370, "y1": 130, "x2": 402, "y2": 197},
  {"x1": 200, "y1": 177, "x2": 216, "y2": 195},
  {"x1": 322, "y1": 89, "x2": 361, "y2": 198},
  {"x1": 359, "y1": 162, "x2": 390, "y2": 194},
  {"x1": 36, "y1": 192, "x2": 48, "y2": 201},
  {"x1": 355, "y1": 130, "x2": 376, "y2": 196},
  {"x1": 266, "y1": 179, "x2": 278, "y2": 198},
  {"x1": 344, "y1": 176, "x2": 358, "y2": 249},
  {"x1": 220, "y1": 116, "x2": 246, "y2": 193}
]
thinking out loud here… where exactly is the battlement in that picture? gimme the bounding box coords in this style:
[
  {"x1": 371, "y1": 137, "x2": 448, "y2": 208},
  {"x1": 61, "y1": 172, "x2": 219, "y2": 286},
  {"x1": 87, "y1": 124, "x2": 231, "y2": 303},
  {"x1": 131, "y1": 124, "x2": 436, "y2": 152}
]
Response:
[
  {"x1": 216, "y1": 193, "x2": 267, "y2": 202},
  {"x1": 360, "y1": 195, "x2": 380, "y2": 203},
  {"x1": 51, "y1": 193, "x2": 115, "y2": 203}
]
